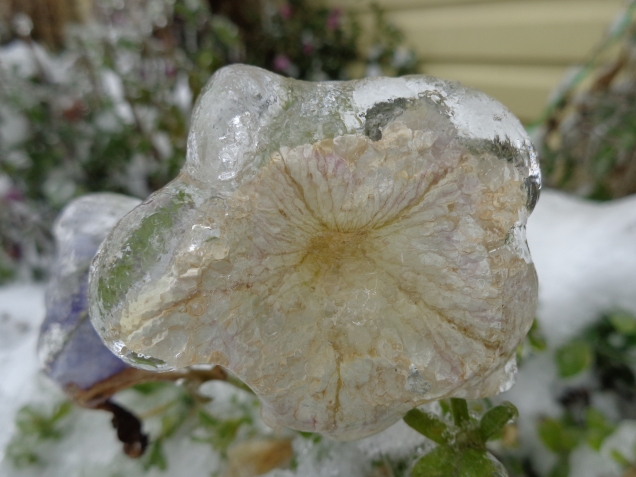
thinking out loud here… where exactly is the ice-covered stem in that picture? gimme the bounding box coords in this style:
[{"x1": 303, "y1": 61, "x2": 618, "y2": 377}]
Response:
[{"x1": 69, "y1": 366, "x2": 228, "y2": 408}]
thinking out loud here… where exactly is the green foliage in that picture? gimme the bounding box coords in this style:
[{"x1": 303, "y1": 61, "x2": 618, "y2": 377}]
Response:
[
  {"x1": 247, "y1": 0, "x2": 359, "y2": 80},
  {"x1": 536, "y1": 405, "x2": 617, "y2": 475},
  {"x1": 527, "y1": 318, "x2": 548, "y2": 352},
  {"x1": 403, "y1": 409, "x2": 449, "y2": 446},
  {"x1": 547, "y1": 456, "x2": 570, "y2": 477},
  {"x1": 608, "y1": 310, "x2": 636, "y2": 335},
  {"x1": 558, "y1": 309, "x2": 636, "y2": 398},
  {"x1": 143, "y1": 440, "x2": 168, "y2": 471},
  {"x1": 132, "y1": 381, "x2": 172, "y2": 395},
  {"x1": 404, "y1": 400, "x2": 518, "y2": 476},
  {"x1": 141, "y1": 385, "x2": 196, "y2": 470},
  {"x1": 526, "y1": 310, "x2": 636, "y2": 477},
  {"x1": 298, "y1": 431, "x2": 323, "y2": 444},
  {"x1": 480, "y1": 402, "x2": 519, "y2": 442},
  {"x1": 412, "y1": 444, "x2": 505, "y2": 477},
  {"x1": 610, "y1": 448, "x2": 634, "y2": 468},
  {"x1": 537, "y1": 417, "x2": 583, "y2": 454},
  {"x1": 411, "y1": 445, "x2": 456, "y2": 477},
  {"x1": 555, "y1": 340, "x2": 592, "y2": 378},
  {"x1": 584, "y1": 408, "x2": 615, "y2": 451},
  {"x1": 450, "y1": 398, "x2": 471, "y2": 428},
  {"x1": 193, "y1": 410, "x2": 252, "y2": 456},
  {"x1": 4, "y1": 401, "x2": 73, "y2": 468},
  {"x1": 371, "y1": 454, "x2": 414, "y2": 477}
]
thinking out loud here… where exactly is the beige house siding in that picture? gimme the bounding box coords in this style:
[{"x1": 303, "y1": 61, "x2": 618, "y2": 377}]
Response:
[{"x1": 327, "y1": 0, "x2": 625, "y2": 122}]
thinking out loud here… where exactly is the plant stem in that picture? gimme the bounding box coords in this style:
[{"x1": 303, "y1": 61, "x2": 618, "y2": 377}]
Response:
[{"x1": 450, "y1": 398, "x2": 470, "y2": 428}]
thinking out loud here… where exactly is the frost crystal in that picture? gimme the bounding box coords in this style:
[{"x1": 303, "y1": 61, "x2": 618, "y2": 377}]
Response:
[{"x1": 89, "y1": 65, "x2": 539, "y2": 440}]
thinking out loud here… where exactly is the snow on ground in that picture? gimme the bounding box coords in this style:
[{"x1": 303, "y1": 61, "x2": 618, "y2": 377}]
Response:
[
  {"x1": 527, "y1": 189, "x2": 636, "y2": 347},
  {"x1": 0, "y1": 283, "x2": 48, "y2": 454},
  {"x1": 500, "y1": 189, "x2": 636, "y2": 477},
  {"x1": 1, "y1": 189, "x2": 636, "y2": 476}
]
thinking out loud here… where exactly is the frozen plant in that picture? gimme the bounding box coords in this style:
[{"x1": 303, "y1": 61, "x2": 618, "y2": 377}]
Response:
[
  {"x1": 89, "y1": 62, "x2": 539, "y2": 456},
  {"x1": 39, "y1": 193, "x2": 142, "y2": 405},
  {"x1": 38, "y1": 192, "x2": 229, "y2": 457}
]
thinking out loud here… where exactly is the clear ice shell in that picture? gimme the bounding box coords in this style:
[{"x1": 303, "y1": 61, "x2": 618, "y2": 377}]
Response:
[
  {"x1": 89, "y1": 65, "x2": 539, "y2": 440},
  {"x1": 39, "y1": 193, "x2": 141, "y2": 390}
]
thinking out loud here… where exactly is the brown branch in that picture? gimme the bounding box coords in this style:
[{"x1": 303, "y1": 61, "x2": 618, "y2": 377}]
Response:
[{"x1": 67, "y1": 365, "x2": 228, "y2": 409}]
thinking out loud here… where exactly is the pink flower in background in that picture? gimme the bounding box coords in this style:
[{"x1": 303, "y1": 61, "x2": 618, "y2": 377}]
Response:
[
  {"x1": 273, "y1": 54, "x2": 291, "y2": 72},
  {"x1": 326, "y1": 8, "x2": 341, "y2": 31},
  {"x1": 165, "y1": 61, "x2": 176, "y2": 78},
  {"x1": 4, "y1": 187, "x2": 23, "y2": 203},
  {"x1": 302, "y1": 43, "x2": 314, "y2": 55},
  {"x1": 279, "y1": 3, "x2": 292, "y2": 20}
]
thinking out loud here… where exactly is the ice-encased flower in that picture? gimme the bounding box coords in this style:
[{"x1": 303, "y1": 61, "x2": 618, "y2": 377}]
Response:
[
  {"x1": 89, "y1": 65, "x2": 539, "y2": 440},
  {"x1": 39, "y1": 193, "x2": 141, "y2": 398}
]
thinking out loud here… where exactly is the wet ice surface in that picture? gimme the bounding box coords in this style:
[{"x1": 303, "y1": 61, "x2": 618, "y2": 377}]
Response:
[
  {"x1": 90, "y1": 65, "x2": 539, "y2": 440},
  {"x1": 1, "y1": 188, "x2": 636, "y2": 475},
  {"x1": 39, "y1": 194, "x2": 140, "y2": 393}
]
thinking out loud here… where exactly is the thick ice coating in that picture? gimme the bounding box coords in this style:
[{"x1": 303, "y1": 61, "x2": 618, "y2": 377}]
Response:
[
  {"x1": 40, "y1": 193, "x2": 141, "y2": 391},
  {"x1": 89, "y1": 65, "x2": 540, "y2": 440}
]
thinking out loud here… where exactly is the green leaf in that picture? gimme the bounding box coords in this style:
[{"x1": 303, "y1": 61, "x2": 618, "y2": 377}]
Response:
[
  {"x1": 403, "y1": 409, "x2": 449, "y2": 445},
  {"x1": 537, "y1": 418, "x2": 582, "y2": 454},
  {"x1": 609, "y1": 449, "x2": 631, "y2": 468},
  {"x1": 197, "y1": 409, "x2": 220, "y2": 428},
  {"x1": 411, "y1": 446, "x2": 455, "y2": 477},
  {"x1": 527, "y1": 318, "x2": 548, "y2": 351},
  {"x1": 132, "y1": 382, "x2": 169, "y2": 395},
  {"x1": 480, "y1": 402, "x2": 518, "y2": 442},
  {"x1": 438, "y1": 400, "x2": 452, "y2": 416},
  {"x1": 412, "y1": 447, "x2": 505, "y2": 477},
  {"x1": 608, "y1": 311, "x2": 636, "y2": 335},
  {"x1": 450, "y1": 398, "x2": 470, "y2": 428},
  {"x1": 555, "y1": 340, "x2": 592, "y2": 378},
  {"x1": 50, "y1": 402, "x2": 72, "y2": 423},
  {"x1": 15, "y1": 402, "x2": 72, "y2": 440},
  {"x1": 143, "y1": 439, "x2": 168, "y2": 471},
  {"x1": 195, "y1": 410, "x2": 251, "y2": 454},
  {"x1": 548, "y1": 455, "x2": 570, "y2": 477},
  {"x1": 584, "y1": 408, "x2": 615, "y2": 451},
  {"x1": 4, "y1": 438, "x2": 40, "y2": 468},
  {"x1": 298, "y1": 431, "x2": 322, "y2": 443}
]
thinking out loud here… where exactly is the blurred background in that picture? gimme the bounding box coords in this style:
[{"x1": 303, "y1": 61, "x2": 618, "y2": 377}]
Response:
[
  {"x1": 1, "y1": 0, "x2": 635, "y2": 284},
  {"x1": 2, "y1": 1, "x2": 636, "y2": 477}
]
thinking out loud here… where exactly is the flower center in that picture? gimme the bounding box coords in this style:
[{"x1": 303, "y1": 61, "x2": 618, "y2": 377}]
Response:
[{"x1": 306, "y1": 229, "x2": 371, "y2": 266}]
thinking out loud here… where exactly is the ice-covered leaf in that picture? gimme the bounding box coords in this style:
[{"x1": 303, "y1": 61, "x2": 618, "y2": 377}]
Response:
[
  {"x1": 412, "y1": 446, "x2": 507, "y2": 477},
  {"x1": 403, "y1": 409, "x2": 449, "y2": 445},
  {"x1": 479, "y1": 401, "x2": 518, "y2": 442}
]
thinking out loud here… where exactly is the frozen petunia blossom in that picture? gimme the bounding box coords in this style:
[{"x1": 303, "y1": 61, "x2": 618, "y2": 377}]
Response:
[
  {"x1": 39, "y1": 193, "x2": 141, "y2": 403},
  {"x1": 89, "y1": 65, "x2": 540, "y2": 440}
]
